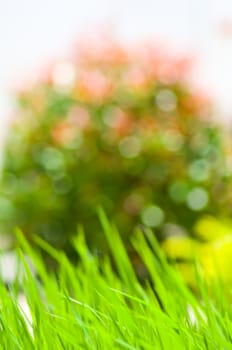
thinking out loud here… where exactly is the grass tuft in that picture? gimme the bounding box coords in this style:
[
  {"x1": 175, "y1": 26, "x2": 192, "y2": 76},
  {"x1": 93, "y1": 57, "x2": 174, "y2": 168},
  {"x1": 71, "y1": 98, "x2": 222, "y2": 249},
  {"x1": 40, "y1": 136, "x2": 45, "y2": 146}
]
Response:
[{"x1": 1, "y1": 217, "x2": 232, "y2": 349}]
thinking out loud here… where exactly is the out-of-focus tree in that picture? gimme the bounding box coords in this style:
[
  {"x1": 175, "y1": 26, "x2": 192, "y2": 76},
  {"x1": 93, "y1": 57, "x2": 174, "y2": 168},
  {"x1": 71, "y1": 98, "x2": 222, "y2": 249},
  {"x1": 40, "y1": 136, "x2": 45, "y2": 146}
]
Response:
[{"x1": 1, "y1": 35, "x2": 232, "y2": 254}]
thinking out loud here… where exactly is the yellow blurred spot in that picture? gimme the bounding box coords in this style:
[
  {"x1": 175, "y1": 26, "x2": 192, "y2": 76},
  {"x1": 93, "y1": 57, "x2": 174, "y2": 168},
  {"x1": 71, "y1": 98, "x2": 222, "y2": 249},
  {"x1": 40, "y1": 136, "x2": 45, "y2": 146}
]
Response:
[
  {"x1": 194, "y1": 216, "x2": 232, "y2": 242},
  {"x1": 162, "y1": 236, "x2": 199, "y2": 260}
]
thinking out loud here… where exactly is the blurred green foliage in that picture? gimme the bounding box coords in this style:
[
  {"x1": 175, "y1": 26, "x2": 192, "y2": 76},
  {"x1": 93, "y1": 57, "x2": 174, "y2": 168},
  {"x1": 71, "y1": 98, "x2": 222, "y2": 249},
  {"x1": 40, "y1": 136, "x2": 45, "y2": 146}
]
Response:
[{"x1": 1, "y1": 36, "x2": 232, "y2": 253}]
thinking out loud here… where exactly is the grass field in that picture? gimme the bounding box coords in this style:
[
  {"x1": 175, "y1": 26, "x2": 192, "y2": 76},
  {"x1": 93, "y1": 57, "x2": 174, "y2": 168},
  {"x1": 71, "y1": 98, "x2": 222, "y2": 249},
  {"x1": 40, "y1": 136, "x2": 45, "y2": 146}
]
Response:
[{"x1": 1, "y1": 210, "x2": 232, "y2": 349}]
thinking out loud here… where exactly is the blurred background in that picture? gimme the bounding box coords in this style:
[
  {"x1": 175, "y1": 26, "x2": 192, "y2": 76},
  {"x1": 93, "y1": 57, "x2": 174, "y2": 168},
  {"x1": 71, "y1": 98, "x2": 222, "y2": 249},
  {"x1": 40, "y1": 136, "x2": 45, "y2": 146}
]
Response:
[
  {"x1": 1, "y1": 0, "x2": 232, "y2": 123},
  {"x1": 1, "y1": 0, "x2": 232, "y2": 284}
]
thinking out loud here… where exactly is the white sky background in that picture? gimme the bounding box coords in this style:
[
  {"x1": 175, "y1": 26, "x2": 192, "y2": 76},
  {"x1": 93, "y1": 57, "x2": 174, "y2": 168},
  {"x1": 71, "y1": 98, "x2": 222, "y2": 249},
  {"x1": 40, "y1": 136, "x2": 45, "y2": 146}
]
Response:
[{"x1": 1, "y1": 0, "x2": 232, "y2": 136}]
